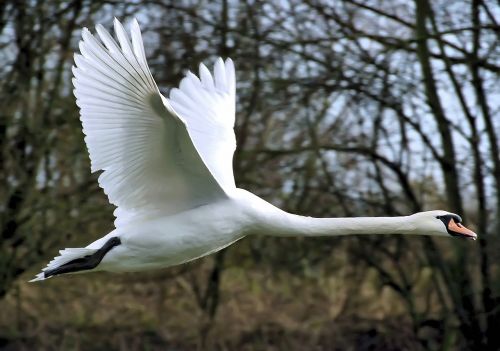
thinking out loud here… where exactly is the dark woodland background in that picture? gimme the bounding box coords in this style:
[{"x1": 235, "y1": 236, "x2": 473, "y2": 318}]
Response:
[{"x1": 1, "y1": 0, "x2": 499, "y2": 350}]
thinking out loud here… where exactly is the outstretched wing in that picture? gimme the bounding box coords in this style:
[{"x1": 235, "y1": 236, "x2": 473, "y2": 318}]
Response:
[
  {"x1": 73, "y1": 19, "x2": 229, "y2": 227},
  {"x1": 169, "y1": 58, "x2": 237, "y2": 191}
]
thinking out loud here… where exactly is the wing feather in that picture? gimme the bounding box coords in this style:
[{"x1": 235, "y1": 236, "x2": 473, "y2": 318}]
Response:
[
  {"x1": 73, "y1": 19, "x2": 228, "y2": 227},
  {"x1": 168, "y1": 58, "x2": 237, "y2": 190}
]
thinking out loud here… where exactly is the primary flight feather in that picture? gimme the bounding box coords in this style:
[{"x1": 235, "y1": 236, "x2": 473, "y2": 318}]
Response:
[{"x1": 31, "y1": 19, "x2": 476, "y2": 282}]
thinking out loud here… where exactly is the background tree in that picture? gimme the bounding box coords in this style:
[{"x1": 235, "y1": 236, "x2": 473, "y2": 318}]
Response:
[{"x1": 1, "y1": 0, "x2": 498, "y2": 350}]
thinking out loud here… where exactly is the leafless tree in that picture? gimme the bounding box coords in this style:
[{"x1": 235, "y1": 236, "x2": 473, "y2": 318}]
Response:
[{"x1": 1, "y1": 0, "x2": 499, "y2": 349}]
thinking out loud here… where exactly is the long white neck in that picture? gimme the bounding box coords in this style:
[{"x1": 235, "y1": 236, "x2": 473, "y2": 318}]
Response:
[
  {"x1": 240, "y1": 190, "x2": 421, "y2": 237},
  {"x1": 264, "y1": 212, "x2": 416, "y2": 237}
]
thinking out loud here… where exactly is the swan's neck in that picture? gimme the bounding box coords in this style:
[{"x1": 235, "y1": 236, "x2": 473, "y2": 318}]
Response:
[
  {"x1": 241, "y1": 190, "x2": 416, "y2": 237},
  {"x1": 269, "y1": 213, "x2": 415, "y2": 237}
]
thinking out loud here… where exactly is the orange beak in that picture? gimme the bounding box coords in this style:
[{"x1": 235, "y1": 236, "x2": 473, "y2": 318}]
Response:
[{"x1": 448, "y1": 218, "x2": 477, "y2": 240}]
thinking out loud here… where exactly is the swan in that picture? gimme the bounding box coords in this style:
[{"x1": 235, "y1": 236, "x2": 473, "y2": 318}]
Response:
[{"x1": 30, "y1": 19, "x2": 476, "y2": 282}]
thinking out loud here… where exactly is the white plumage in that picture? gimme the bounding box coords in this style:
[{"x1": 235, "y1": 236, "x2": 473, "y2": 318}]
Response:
[{"x1": 30, "y1": 19, "x2": 476, "y2": 282}]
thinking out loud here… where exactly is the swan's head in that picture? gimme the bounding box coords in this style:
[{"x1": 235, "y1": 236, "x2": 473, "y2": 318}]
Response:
[{"x1": 409, "y1": 211, "x2": 477, "y2": 240}]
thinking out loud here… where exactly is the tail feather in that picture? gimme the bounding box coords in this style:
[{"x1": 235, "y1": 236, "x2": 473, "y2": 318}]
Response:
[
  {"x1": 29, "y1": 272, "x2": 47, "y2": 282},
  {"x1": 29, "y1": 247, "x2": 98, "y2": 282}
]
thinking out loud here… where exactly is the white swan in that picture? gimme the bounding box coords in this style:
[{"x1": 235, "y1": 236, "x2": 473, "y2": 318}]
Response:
[{"x1": 30, "y1": 19, "x2": 476, "y2": 282}]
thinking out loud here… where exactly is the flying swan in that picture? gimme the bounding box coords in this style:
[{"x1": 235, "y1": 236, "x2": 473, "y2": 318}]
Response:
[{"x1": 31, "y1": 19, "x2": 476, "y2": 282}]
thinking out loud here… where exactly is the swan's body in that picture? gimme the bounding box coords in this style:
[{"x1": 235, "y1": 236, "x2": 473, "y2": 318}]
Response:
[{"x1": 31, "y1": 19, "x2": 476, "y2": 282}]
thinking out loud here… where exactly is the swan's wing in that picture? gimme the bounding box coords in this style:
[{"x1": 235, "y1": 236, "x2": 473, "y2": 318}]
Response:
[
  {"x1": 73, "y1": 19, "x2": 228, "y2": 227},
  {"x1": 169, "y1": 58, "x2": 237, "y2": 191}
]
